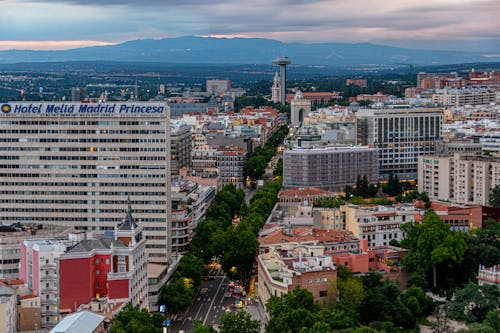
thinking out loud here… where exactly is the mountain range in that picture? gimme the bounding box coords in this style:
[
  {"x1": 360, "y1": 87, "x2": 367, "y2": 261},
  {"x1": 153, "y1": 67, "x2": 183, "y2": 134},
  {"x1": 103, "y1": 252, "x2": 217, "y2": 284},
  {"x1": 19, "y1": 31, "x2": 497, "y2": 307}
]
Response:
[{"x1": 0, "y1": 36, "x2": 499, "y2": 66}]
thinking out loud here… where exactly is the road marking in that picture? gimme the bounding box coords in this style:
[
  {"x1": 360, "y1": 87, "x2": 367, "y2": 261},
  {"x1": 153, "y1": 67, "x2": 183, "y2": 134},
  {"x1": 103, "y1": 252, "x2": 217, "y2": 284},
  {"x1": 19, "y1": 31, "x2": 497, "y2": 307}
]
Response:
[{"x1": 203, "y1": 273, "x2": 226, "y2": 326}]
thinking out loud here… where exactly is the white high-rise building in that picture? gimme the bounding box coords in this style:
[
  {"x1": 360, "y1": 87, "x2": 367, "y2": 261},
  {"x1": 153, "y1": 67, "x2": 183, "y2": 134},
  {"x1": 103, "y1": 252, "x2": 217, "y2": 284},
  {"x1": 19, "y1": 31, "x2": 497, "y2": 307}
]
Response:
[{"x1": 0, "y1": 102, "x2": 171, "y2": 262}]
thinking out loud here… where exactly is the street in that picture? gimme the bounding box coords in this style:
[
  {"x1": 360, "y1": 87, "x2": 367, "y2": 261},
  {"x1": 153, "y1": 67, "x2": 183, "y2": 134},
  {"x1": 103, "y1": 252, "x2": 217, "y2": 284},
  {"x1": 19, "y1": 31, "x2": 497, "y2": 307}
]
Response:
[{"x1": 168, "y1": 263, "x2": 266, "y2": 333}]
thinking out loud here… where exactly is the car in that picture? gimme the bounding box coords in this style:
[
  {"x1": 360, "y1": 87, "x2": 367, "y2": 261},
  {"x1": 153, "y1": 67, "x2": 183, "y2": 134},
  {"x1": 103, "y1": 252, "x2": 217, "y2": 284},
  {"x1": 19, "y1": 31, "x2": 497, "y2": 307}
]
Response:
[{"x1": 200, "y1": 288, "x2": 208, "y2": 294}]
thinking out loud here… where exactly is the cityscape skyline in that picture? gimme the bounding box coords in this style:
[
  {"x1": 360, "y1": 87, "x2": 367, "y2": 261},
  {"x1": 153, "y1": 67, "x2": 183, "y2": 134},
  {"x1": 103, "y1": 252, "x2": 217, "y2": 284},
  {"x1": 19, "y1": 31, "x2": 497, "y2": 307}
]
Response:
[{"x1": 0, "y1": 0, "x2": 499, "y2": 52}]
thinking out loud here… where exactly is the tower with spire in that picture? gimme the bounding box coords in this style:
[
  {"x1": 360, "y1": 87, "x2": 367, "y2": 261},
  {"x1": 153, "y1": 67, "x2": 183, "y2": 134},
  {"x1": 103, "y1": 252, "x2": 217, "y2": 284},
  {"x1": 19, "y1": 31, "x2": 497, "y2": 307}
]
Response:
[{"x1": 271, "y1": 72, "x2": 281, "y2": 103}]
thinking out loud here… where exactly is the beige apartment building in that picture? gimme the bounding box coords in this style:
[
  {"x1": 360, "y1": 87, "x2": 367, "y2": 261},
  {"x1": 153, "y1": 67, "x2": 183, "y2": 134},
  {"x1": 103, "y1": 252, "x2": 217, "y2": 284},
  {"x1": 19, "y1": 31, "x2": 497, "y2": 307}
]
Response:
[
  {"x1": 418, "y1": 154, "x2": 500, "y2": 206},
  {"x1": 0, "y1": 102, "x2": 171, "y2": 262}
]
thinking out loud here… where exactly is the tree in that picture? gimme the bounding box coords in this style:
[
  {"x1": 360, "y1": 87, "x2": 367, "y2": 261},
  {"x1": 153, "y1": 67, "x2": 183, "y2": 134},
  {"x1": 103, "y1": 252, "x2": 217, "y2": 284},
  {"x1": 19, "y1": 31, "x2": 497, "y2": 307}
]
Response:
[
  {"x1": 190, "y1": 321, "x2": 217, "y2": 333},
  {"x1": 450, "y1": 283, "x2": 500, "y2": 323},
  {"x1": 218, "y1": 228, "x2": 259, "y2": 282},
  {"x1": 382, "y1": 174, "x2": 403, "y2": 197},
  {"x1": 159, "y1": 279, "x2": 194, "y2": 315},
  {"x1": 401, "y1": 210, "x2": 467, "y2": 290},
  {"x1": 177, "y1": 253, "x2": 204, "y2": 287},
  {"x1": 273, "y1": 158, "x2": 283, "y2": 178},
  {"x1": 266, "y1": 287, "x2": 321, "y2": 333},
  {"x1": 220, "y1": 310, "x2": 260, "y2": 333},
  {"x1": 489, "y1": 185, "x2": 500, "y2": 208},
  {"x1": 110, "y1": 303, "x2": 162, "y2": 333}
]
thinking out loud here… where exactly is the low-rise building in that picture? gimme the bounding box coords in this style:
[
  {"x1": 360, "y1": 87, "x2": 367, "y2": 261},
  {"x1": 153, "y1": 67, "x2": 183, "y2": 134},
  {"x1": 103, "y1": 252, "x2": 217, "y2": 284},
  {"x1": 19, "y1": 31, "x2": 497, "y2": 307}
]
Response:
[
  {"x1": 342, "y1": 204, "x2": 417, "y2": 247},
  {"x1": 478, "y1": 265, "x2": 500, "y2": 287},
  {"x1": 0, "y1": 283, "x2": 16, "y2": 333},
  {"x1": 257, "y1": 243, "x2": 337, "y2": 308},
  {"x1": 17, "y1": 293, "x2": 42, "y2": 332},
  {"x1": 48, "y1": 310, "x2": 106, "y2": 333}
]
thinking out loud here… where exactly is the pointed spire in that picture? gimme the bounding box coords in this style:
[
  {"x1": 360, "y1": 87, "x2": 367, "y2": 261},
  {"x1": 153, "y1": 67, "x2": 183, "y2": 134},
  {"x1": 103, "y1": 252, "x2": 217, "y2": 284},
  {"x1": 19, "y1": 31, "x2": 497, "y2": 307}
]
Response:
[{"x1": 119, "y1": 196, "x2": 137, "y2": 230}]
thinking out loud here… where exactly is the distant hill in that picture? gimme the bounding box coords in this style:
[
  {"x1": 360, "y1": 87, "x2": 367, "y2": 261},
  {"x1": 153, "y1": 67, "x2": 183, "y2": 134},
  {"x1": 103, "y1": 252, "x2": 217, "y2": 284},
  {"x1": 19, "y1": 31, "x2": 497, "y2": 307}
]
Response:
[{"x1": 0, "y1": 36, "x2": 499, "y2": 66}]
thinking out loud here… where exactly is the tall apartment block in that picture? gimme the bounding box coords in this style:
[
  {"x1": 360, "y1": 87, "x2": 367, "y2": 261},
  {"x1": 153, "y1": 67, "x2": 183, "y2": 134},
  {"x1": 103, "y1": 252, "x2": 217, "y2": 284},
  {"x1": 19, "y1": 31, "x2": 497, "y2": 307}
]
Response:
[
  {"x1": 418, "y1": 154, "x2": 500, "y2": 206},
  {"x1": 0, "y1": 102, "x2": 171, "y2": 262},
  {"x1": 170, "y1": 120, "x2": 192, "y2": 177},
  {"x1": 283, "y1": 145, "x2": 379, "y2": 191},
  {"x1": 20, "y1": 238, "x2": 74, "y2": 329},
  {"x1": 356, "y1": 108, "x2": 443, "y2": 180}
]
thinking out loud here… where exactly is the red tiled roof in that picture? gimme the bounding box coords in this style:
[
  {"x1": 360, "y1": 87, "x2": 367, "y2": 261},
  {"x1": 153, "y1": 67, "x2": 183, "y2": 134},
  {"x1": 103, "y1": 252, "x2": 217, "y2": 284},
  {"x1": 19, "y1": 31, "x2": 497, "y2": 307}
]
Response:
[
  {"x1": 279, "y1": 187, "x2": 334, "y2": 198},
  {"x1": 20, "y1": 293, "x2": 38, "y2": 300},
  {"x1": 259, "y1": 227, "x2": 356, "y2": 246}
]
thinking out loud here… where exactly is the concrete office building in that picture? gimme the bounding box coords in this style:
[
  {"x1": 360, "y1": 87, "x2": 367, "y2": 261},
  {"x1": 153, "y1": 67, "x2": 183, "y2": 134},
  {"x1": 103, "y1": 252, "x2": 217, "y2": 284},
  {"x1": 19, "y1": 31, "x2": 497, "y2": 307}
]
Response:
[
  {"x1": 283, "y1": 145, "x2": 379, "y2": 192},
  {"x1": 0, "y1": 102, "x2": 171, "y2": 262},
  {"x1": 356, "y1": 108, "x2": 443, "y2": 180}
]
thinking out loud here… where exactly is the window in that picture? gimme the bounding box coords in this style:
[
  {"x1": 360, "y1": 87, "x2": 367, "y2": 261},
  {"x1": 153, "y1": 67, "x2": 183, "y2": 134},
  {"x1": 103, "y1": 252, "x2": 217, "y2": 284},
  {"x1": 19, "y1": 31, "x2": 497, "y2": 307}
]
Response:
[
  {"x1": 319, "y1": 290, "x2": 328, "y2": 297},
  {"x1": 308, "y1": 278, "x2": 312, "y2": 284},
  {"x1": 96, "y1": 270, "x2": 100, "y2": 275},
  {"x1": 96, "y1": 258, "x2": 100, "y2": 264}
]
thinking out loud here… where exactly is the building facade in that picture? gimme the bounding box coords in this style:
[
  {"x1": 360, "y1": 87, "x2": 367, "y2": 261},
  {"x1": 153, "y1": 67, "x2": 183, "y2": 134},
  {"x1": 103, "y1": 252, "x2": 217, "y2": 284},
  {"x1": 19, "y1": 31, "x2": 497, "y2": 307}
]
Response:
[
  {"x1": 59, "y1": 208, "x2": 148, "y2": 312},
  {"x1": 418, "y1": 154, "x2": 500, "y2": 206},
  {"x1": 290, "y1": 91, "x2": 312, "y2": 126},
  {"x1": 257, "y1": 244, "x2": 336, "y2": 308},
  {"x1": 20, "y1": 238, "x2": 75, "y2": 329},
  {"x1": 432, "y1": 88, "x2": 496, "y2": 107},
  {"x1": 216, "y1": 145, "x2": 246, "y2": 189},
  {"x1": 170, "y1": 120, "x2": 192, "y2": 177},
  {"x1": 356, "y1": 108, "x2": 443, "y2": 179},
  {"x1": 0, "y1": 284, "x2": 16, "y2": 333},
  {"x1": 0, "y1": 102, "x2": 171, "y2": 261},
  {"x1": 283, "y1": 145, "x2": 379, "y2": 192},
  {"x1": 342, "y1": 204, "x2": 416, "y2": 247}
]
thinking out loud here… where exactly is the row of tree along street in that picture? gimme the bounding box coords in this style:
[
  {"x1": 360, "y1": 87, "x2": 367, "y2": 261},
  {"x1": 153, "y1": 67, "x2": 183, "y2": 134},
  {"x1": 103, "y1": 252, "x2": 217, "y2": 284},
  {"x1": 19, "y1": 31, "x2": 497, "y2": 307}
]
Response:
[
  {"x1": 109, "y1": 124, "x2": 289, "y2": 332},
  {"x1": 110, "y1": 122, "x2": 500, "y2": 332}
]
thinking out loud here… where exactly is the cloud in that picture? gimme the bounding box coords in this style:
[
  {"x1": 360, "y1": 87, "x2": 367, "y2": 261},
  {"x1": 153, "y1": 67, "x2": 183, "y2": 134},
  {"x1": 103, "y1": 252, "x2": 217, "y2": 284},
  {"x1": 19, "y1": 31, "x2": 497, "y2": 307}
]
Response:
[{"x1": 1, "y1": 0, "x2": 498, "y2": 51}]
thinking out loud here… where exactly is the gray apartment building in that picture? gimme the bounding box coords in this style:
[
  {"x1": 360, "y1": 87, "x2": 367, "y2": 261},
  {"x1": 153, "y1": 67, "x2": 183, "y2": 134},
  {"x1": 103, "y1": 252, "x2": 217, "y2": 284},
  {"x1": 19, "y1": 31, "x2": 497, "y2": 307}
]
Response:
[
  {"x1": 170, "y1": 120, "x2": 192, "y2": 177},
  {"x1": 356, "y1": 108, "x2": 443, "y2": 180},
  {"x1": 283, "y1": 145, "x2": 379, "y2": 192},
  {"x1": 0, "y1": 102, "x2": 171, "y2": 262}
]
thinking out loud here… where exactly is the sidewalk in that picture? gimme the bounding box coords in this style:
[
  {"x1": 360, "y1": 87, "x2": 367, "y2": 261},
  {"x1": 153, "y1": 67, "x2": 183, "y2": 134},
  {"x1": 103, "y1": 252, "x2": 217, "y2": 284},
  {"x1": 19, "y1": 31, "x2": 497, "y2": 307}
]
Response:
[{"x1": 244, "y1": 301, "x2": 267, "y2": 333}]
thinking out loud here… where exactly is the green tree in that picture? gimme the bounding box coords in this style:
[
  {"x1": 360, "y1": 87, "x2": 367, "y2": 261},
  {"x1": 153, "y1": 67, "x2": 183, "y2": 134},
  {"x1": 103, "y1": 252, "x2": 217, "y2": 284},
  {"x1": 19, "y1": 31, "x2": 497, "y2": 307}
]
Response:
[
  {"x1": 159, "y1": 279, "x2": 194, "y2": 315},
  {"x1": 218, "y1": 228, "x2": 259, "y2": 282},
  {"x1": 110, "y1": 303, "x2": 162, "y2": 333},
  {"x1": 273, "y1": 157, "x2": 283, "y2": 178},
  {"x1": 383, "y1": 174, "x2": 403, "y2": 197},
  {"x1": 220, "y1": 310, "x2": 260, "y2": 333},
  {"x1": 489, "y1": 185, "x2": 500, "y2": 208},
  {"x1": 450, "y1": 283, "x2": 500, "y2": 323},
  {"x1": 190, "y1": 321, "x2": 217, "y2": 333},
  {"x1": 401, "y1": 210, "x2": 467, "y2": 290},
  {"x1": 484, "y1": 309, "x2": 500, "y2": 332},
  {"x1": 176, "y1": 253, "x2": 204, "y2": 287},
  {"x1": 266, "y1": 287, "x2": 321, "y2": 333}
]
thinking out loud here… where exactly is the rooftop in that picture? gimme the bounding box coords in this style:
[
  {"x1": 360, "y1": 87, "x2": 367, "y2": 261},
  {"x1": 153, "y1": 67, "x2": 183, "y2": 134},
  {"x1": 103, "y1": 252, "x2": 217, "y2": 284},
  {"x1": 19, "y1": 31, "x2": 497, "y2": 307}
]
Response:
[{"x1": 49, "y1": 310, "x2": 105, "y2": 333}]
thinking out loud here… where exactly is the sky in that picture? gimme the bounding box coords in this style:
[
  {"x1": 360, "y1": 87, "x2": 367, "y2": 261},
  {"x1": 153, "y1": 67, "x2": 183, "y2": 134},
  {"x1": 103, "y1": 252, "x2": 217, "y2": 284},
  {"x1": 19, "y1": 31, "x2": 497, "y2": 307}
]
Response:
[{"x1": 0, "y1": 0, "x2": 499, "y2": 52}]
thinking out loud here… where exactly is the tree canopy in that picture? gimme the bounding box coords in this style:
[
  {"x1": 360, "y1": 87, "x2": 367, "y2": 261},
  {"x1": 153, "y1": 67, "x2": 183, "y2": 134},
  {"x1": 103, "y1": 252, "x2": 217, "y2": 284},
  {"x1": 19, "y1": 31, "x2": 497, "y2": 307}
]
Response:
[{"x1": 400, "y1": 210, "x2": 467, "y2": 290}]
